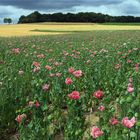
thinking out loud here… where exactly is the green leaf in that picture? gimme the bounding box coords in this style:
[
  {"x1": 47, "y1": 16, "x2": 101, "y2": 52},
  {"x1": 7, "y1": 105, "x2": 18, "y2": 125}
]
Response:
[{"x1": 130, "y1": 131, "x2": 136, "y2": 138}]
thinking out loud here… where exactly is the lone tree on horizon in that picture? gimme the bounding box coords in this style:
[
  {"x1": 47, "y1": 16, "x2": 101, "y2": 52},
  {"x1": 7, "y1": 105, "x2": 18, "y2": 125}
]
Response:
[{"x1": 3, "y1": 18, "x2": 12, "y2": 24}]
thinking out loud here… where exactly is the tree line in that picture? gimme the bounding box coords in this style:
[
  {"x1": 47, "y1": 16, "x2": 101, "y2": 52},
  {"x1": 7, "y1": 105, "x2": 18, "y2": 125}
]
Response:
[{"x1": 18, "y1": 11, "x2": 140, "y2": 23}]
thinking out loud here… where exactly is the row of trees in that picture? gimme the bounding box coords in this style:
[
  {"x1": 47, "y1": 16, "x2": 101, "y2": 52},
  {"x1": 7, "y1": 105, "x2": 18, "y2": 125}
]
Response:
[
  {"x1": 3, "y1": 18, "x2": 12, "y2": 24},
  {"x1": 18, "y1": 11, "x2": 140, "y2": 23}
]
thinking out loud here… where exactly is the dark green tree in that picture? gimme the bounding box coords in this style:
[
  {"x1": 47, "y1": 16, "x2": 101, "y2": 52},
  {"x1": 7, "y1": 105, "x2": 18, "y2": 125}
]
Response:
[
  {"x1": 3, "y1": 18, "x2": 12, "y2": 24},
  {"x1": 3, "y1": 18, "x2": 8, "y2": 24},
  {"x1": 18, "y1": 11, "x2": 140, "y2": 24},
  {"x1": 7, "y1": 18, "x2": 12, "y2": 24}
]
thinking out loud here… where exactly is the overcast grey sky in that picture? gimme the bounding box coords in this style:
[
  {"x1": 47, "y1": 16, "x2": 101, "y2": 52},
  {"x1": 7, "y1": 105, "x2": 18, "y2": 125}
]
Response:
[{"x1": 0, "y1": 0, "x2": 140, "y2": 23}]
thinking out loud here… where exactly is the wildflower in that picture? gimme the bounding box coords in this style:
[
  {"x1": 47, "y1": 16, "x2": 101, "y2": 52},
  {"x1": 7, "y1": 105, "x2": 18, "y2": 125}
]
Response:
[
  {"x1": 32, "y1": 61, "x2": 40, "y2": 67},
  {"x1": 122, "y1": 117, "x2": 136, "y2": 128},
  {"x1": 12, "y1": 48, "x2": 20, "y2": 54},
  {"x1": 55, "y1": 72, "x2": 62, "y2": 77},
  {"x1": 73, "y1": 70, "x2": 82, "y2": 78},
  {"x1": 68, "y1": 67, "x2": 75, "y2": 73},
  {"x1": 45, "y1": 65, "x2": 52, "y2": 70},
  {"x1": 65, "y1": 78, "x2": 73, "y2": 85},
  {"x1": 135, "y1": 64, "x2": 139, "y2": 72},
  {"x1": 98, "y1": 105, "x2": 105, "y2": 112},
  {"x1": 128, "y1": 50, "x2": 132, "y2": 53},
  {"x1": 127, "y1": 86, "x2": 134, "y2": 93},
  {"x1": 42, "y1": 84, "x2": 50, "y2": 91},
  {"x1": 54, "y1": 62, "x2": 59, "y2": 66},
  {"x1": 127, "y1": 60, "x2": 132, "y2": 63},
  {"x1": 68, "y1": 91, "x2": 80, "y2": 100},
  {"x1": 93, "y1": 90, "x2": 104, "y2": 99},
  {"x1": 15, "y1": 114, "x2": 27, "y2": 123},
  {"x1": 33, "y1": 67, "x2": 40, "y2": 73},
  {"x1": 127, "y1": 81, "x2": 134, "y2": 93},
  {"x1": 91, "y1": 126, "x2": 104, "y2": 139},
  {"x1": 76, "y1": 51, "x2": 80, "y2": 55},
  {"x1": 37, "y1": 54, "x2": 45, "y2": 58},
  {"x1": 35, "y1": 101, "x2": 40, "y2": 108},
  {"x1": 109, "y1": 118, "x2": 119, "y2": 125}
]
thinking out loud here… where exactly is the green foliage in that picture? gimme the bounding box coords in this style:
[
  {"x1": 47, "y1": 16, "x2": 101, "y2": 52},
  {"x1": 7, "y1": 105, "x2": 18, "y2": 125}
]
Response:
[
  {"x1": 3, "y1": 18, "x2": 12, "y2": 24},
  {"x1": 18, "y1": 11, "x2": 140, "y2": 23}
]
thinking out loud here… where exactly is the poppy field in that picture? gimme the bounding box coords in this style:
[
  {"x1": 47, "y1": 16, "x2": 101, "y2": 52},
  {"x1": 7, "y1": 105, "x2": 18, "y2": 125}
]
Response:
[{"x1": 0, "y1": 30, "x2": 140, "y2": 140}]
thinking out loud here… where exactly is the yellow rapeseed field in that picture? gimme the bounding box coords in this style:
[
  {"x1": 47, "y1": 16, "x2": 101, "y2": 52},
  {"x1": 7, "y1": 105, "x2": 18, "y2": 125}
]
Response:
[{"x1": 0, "y1": 23, "x2": 140, "y2": 37}]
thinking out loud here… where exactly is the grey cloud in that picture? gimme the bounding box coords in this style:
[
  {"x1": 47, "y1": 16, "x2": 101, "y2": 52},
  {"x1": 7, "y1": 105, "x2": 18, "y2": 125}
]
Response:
[
  {"x1": 0, "y1": 0, "x2": 140, "y2": 23},
  {"x1": 121, "y1": 0, "x2": 140, "y2": 15},
  {"x1": 0, "y1": 0, "x2": 123, "y2": 10},
  {"x1": 0, "y1": 11, "x2": 11, "y2": 17}
]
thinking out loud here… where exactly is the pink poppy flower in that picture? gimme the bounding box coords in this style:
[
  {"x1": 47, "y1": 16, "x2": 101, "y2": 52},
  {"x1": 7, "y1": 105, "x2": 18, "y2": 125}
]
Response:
[
  {"x1": 127, "y1": 86, "x2": 134, "y2": 93},
  {"x1": 37, "y1": 54, "x2": 45, "y2": 58},
  {"x1": 65, "y1": 78, "x2": 73, "y2": 85},
  {"x1": 135, "y1": 64, "x2": 139, "y2": 72},
  {"x1": 73, "y1": 70, "x2": 82, "y2": 78},
  {"x1": 98, "y1": 105, "x2": 105, "y2": 111},
  {"x1": 32, "y1": 61, "x2": 40, "y2": 67},
  {"x1": 91, "y1": 126, "x2": 104, "y2": 139},
  {"x1": 42, "y1": 84, "x2": 50, "y2": 91},
  {"x1": 76, "y1": 51, "x2": 80, "y2": 55},
  {"x1": 93, "y1": 90, "x2": 104, "y2": 99},
  {"x1": 35, "y1": 101, "x2": 40, "y2": 108},
  {"x1": 12, "y1": 48, "x2": 20, "y2": 54},
  {"x1": 33, "y1": 67, "x2": 40, "y2": 73},
  {"x1": 127, "y1": 60, "x2": 132, "y2": 63},
  {"x1": 45, "y1": 65, "x2": 52, "y2": 70},
  {"x1": 55, "y1": 72, "x2": 62, "y2": 77},
  {"x1": 68, "y1": 91, "x2": 80, "y2": 100},
  {"x1": 54, "y1": 62, "x2": 59, "y2": 66},
  {"x1": 127, "y1": 83, "x2": 134, "y2": 93},
  {"x1": 68, "y1": 67, "x2": 75, "y2": 73},
  {"x1": 122, "y1": 117, "x2": 136, "y2": 128},
  {"x1": 15, "y1": 114, "x2": 27, "y2": 123},
  {"x1": 128, "y1": 50, "x2": 132, "y2": 53},
  {"x1": 109, "y1": 118, "x2": 119, "y2": 125}
]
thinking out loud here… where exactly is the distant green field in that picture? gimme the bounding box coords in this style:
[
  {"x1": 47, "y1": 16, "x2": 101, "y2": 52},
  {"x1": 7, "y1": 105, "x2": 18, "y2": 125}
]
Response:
[{"x1": 101, "y1": 22, "x2": 140, "y2": 26}]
